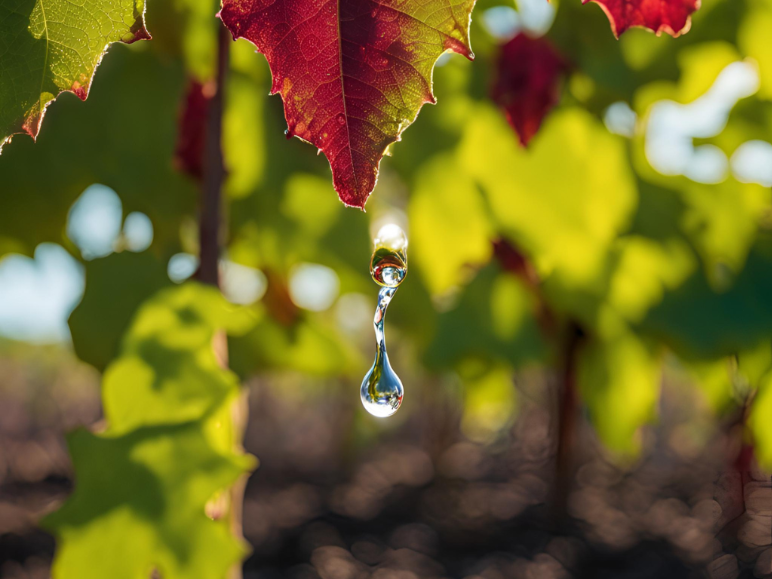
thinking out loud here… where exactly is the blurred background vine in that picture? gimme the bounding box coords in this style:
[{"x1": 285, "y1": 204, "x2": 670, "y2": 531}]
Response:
[{"x1": 1, "y1": 0, "x2": 772, "y2": 577}]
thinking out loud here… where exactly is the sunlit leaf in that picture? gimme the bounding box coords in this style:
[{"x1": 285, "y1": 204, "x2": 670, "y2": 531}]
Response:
[
  {"x1": 45, "y1": 423, "x2": 252, "y2": 579},
  {"x1": 104, "y1": 283, "x2": 256, "y2": 434},
  {"x1": 459, "y1": 104, "x2": 637, "y2": 325},
  {"x1": 750, "y1": 371, "x2": 772, "y2": 469},
  {"x1": 459, "y1": 361, "x2": 517, "y2": 444},
  {"x1": 47, "y1": 283, "x2": 257, "y2": 579},
  {"x1": 219, "y1": 0, "x2": 477, "y2": 208},
  {"x1": 0, "y1": 47, "x2": 196, "y2": 257},
  {"x1": 0, "y1": 0, "x2": 150, "y2": 151},
  {"x1": 409, "y1": 153, "x2": 493, "y2": 296},
  {"x1": 678, "y1": 356, "x2": 735, "y2": 413},
  {"x1": 583, "y1": 0, "x2": 700, "y2": 38},
  {"x1": 739, "y1": 1, "x2": 772, "y2": 100},
  {"x1": 230, "y1": 313, "x2": 362, "y2": 378},
  {"x1": 578, "y1": 331, "x2": 660, "y2": 455}
]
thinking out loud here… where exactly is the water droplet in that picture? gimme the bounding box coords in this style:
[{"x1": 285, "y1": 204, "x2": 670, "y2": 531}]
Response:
[
  {"x1": 370, "y1": 224, "x2": 407, "y2": 288},
  {"x1": 361, "y1": 225, "x2": 408, "y2": 418},
  {"x1": 337, "y1": 114, "x2": 346, "y2": 125}
]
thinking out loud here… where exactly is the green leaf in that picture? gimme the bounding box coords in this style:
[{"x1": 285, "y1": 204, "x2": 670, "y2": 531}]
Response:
[
  {"x1": 679, "y1": 179, "x2": 770, "y2": 284},
  {"x1": 750, "y1": 372, "x2": 772, "y2": 469},
  {"x1": 424, "y1": 265, "x2": 547, "y2": 370},
  {"x1": 740, "y1": 0, "x2": 772, "y2": 100},
  {"x1": 0, "y1": 0, "x2": 149, "y2": 150},
  {"x1": 678, "y1": 356, "x2": 735, "y2": 413},
  {"x1": 44, "y1": 423, "x2": 252, "y2": 579},
  {"x1": 47, "y1": 283, "x2": 257, "y2": 579},
  {"x1": 578, "y1": 332, "x2": 661, "y2": 455},
  {"x1": 459, "y1": 361, "x2": 518, "y2": 444},
  {"x1": 104, "y1": 283, "x2": 256, "y2": 434},
  {"x1": 639, "y1": 238, "x2": 772, "y2": 358},
  {"x1": 409, "y1": 153, "x2": 494, "y2": 296},
  {"x1": 69, "y1": 251, "x2": 171, "y2": 371},
  {"x1": 230, "y1": 313, "x2": 362, "y2": 378},
  {"x1": 459, "y1": 104, "x2": 638, "y2": 328},
  {"x1": 0, "y1": 46, "x2": 196, "y2": 258}
]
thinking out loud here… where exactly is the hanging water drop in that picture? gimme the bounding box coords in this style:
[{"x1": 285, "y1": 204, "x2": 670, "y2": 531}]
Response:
[
  {"x1": 361, "y1": 224, "x2": 408, "y2": 417},
  {"x1": 370, "y1": 224, "x2": 407, "y2": 288}
]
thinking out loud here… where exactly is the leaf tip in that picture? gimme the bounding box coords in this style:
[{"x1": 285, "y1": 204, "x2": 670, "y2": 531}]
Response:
[{"x1": 586, "y1": 0, "x2": 699, "y2": 38}]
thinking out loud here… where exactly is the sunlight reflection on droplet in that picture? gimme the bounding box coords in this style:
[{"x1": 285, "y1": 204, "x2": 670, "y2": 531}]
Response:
[
  {"x1": 67, "y1": 184, "x2": 123, "y2": 260},
  {"x1": 122, "y1": 212, "x2": 154, "y2": 252},
  {"x1": 289, "y1": 263, "x2": 340, "y2": 311}
]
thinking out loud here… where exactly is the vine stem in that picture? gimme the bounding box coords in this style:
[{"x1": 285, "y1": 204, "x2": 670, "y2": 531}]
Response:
[
  {"x1": 198, "y1": 24, "x2": 229, "y2": 287},
  {"x1": 492, "y1": 239, "x2": 577, "y2": 522},
  {"x1": 196, "y1": 24, "x2": 249, "y2": 579}
]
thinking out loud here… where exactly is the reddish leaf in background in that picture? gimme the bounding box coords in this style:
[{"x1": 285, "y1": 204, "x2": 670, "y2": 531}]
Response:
[
  {"x1": 491, "y1": 34, "x2": 567, "y2": 147},
  {"x1": 175, "y1": 80, "x2": 214, "y2": 181},
  {"x1": 584, "y1": 0, "x2": 700, "y2": 38},
  {"x1": 219, "y1": 0, "x2": 476, "y2": 208}
]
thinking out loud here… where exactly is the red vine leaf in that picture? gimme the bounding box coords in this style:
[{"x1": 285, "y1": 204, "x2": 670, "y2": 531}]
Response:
[
  {"x1": 219, "y1": 0, "x2": 477, "y2": 208},
  {"x1": 175, "y1": 80, "x2": 214, "y2": 181},
  {"x1": 584, "y1": 0, "x2": 700, "y2": 38},
  {"x1": 491, "y1": 33, "x2": 567, "y2": 147}
]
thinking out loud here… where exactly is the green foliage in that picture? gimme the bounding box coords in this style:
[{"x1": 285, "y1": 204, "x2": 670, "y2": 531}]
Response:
[
  {"x1": 578, "y1": 333, "x2": 660, "y2": 455},
  {"x1": 0, "y1": 0, "x2": 149, "y2": 149},
  {"x1": 69, "y1": 251, "x2": 171, "y2": 371},
  {"x1": 0, "y1": 46, "x2": 196, "y2": 258},
  {"x1": 409, "y1": 154, "x2": 493, "y2": 296},
  {"x1": 46, "y1": 283, "x2": 256, "y2": 579},
  {"x1": 425, "y1": 265, "x2": 547, "y2": 370},
  {"x1": 2, "y1": 0, "x2": 772, "y2": 574}
]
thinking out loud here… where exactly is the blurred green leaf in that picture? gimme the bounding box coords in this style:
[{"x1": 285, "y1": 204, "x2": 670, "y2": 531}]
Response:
[
  {"x1": 459, "y1": 361, "x2": 518, "y2": 444},
  {"x1": 740, "y1": 0, "x2": 772, "y2": 100},
  {"x1": 425, "y1": 265, "x2": 547, "y2": 370},
  {"x1": 230, "y1": 313, "x2": 361, "y2": 378},
  {"x1": 69, "y1": 251, "x2": 171, "y2": 371},
  {"x1": 48, "y1": 283, "x2": 256, "y2": 578},
  {"x1": 679, "y1": 356, "x2": 735, "y2": 413},
  {"x1": 750, "y1": 371, "x2": 772, "y2": 469},
  {"x1": 104, "y1": 283, "x2": 256, "y2": 434},
  {"x1": 409, "y1": 153, "x2": 493, "y2": 296},
  {"x1": 639, "y1": 238, "x2": 772, "y2": 358},
  {"x1": 459, "y1": 104, "x2": 639, "y2": 329},
  {"x1": 0, "y1": 46, "x2": 195, "y2": 257},
  {"x1": 737, "y1": 340, "x2": 772, "y2": 391},
  {"x1": 578, "y1": 332, "x2": 661, "y2": 455},
  {"x1": 45, "y1": 423, "x2": 252, "y2": 579}
]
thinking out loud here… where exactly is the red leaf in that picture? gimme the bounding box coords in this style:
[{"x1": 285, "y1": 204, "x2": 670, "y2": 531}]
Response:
[
  {"x1": 175, "y1": 80, "x2": 214, "y2": 181},
  {"x1": 584, "y1": 0, "x2": 700, "y2": 38},
  {"x1": 491, "y1": 34, "x2": 567, "y2": 147},
  {"x1": 219, "y1": 0, "x2": 476, "y2": 208}
]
